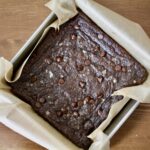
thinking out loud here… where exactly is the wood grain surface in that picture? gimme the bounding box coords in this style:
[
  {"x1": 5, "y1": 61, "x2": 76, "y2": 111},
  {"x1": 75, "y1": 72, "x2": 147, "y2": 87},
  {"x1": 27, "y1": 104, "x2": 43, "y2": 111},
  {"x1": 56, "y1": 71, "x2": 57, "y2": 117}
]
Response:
[{"x1": 0, "y1": 0, "x2": 150, "y2": 150}]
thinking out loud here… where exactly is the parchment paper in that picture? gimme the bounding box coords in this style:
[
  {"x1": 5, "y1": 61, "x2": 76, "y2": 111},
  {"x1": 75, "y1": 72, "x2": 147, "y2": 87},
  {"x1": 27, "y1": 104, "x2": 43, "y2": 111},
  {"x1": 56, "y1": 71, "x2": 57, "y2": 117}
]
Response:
[{"x1": 0, "y1": 0, "x2": 150, "y2": 150}]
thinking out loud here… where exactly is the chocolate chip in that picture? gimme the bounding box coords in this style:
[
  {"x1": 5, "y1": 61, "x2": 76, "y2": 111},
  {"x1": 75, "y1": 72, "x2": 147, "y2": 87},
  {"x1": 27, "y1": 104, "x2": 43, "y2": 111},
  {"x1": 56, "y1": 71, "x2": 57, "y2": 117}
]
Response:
[
  {"x1": 83, "y1": 100, "x2": 87, "y2": 105},
  {"x1": 46, "y1": 111, "x2": 50, "y2": 116},
  {"x1": 67, "y1": 107, "x2": 70, "y2": 111},
  {"x1": 84, "y1": 120, "x2": 93, "y2": 130},
  {"x1": 30, "y1": 83, "x2": 33, "y2": 87},
  {"x1": 76, "y1": 64, "x2": 84, "y2": 71},
  {"x1": 79, "y1": 81, "x2": 86, "y2": 88},
  {"x1": 66, "y1": 113, "x2": 70, "y2": 118},
  {"x1": 98, "y1": 34, "x2": 103, "y2": 40},
  {"x1": 58, "y1": 78, "x2": 65, "y2": 85},
  {"x1": 78, "y1": 100, "x2": 83, "y2": 107},
  {"x1": 98, "y1": 110, "x2": 102, "y2": 116},
  {"x1": 71, "y1": 102, "x2": 78, "y2": 108},
  {"x1": 77, "y1": 35, "x2": 81, "y2": 40},
  {"x1": 59, "y1": 43, "x2": 63, "y2": 46},
  {"x1": 61, "y1": 108, "x2": 65, "y2": 112},
  {"x1": 40, "y1": 80, "x2": 44, "y2": 84},
  {"x1": 59, "y1": 75, "x2": 64, "y2": 80},
  {"x1": 115, "y1": 65, "x2": 122, "y2": 71},
  {"x1": 39, "y1": 97, "x2": 45, "y2": 103},
  {"x1": 84, "y1": 59, "x2": 91, "y2": 66},
  {"x1": 95, "y1": 47, "x2": 100, "y2": 51},
  {"x1": 73, "y1": 111, "x2": 79, "y2": 117},
  {"x1": 98, "y1": 94, "x2": 103, "y2": 99},
  {"x1": 35, "y1": 102, "x2": 41, "y2": 108},
  {"x1": 29, "y1": 73, "x2": 33, "y2": 76},
  {"x1": 74, "y1": 25, "x2": 79, "y2": 29},
  {"x1": 97, "y1": 76, "x2": 103, "y2": 83},
  {"x1": 44, "y1": 58, "x2": 52, "y2": 65},
  {"x1": 47, "y1": 95, "x2": 51, "y2": 99},
  {"x1": 108, "y1": 40, "x2": 112, "y2": 45},
  {"x1": 48, "y1": 101, "x2": 53, "y2": 105},
  {"x1": 122, "y1": 67, "x2": 126, "y2": 72},
  {"x1": 31, "y1": 75, "x2": 37, "y2": 83},
  {"x1": 100, "y1": 51, "x2": 106, "y2": 57},
  {"x1": 84, "y1": 96, "x2": 90, "y2": 105},
  {"x1": 102, "y1": 70, "x2": 107, "y2": 76},
  {"x1": 56, "y1": 56, "x2": 63, "y2": 63},
  {"x1": 71, "y1": 34, "x2": 76, "y2": 40},
  {"x1": 57, "y1": 111, "x2": 63, "y2": 117},
  {"x1": 116, "y1": 95, "x2": 124, "y2": 101},
  {"x1": 61, "y1": 107, "x2": 67, "y2": 113},
  {"x1": 89, "y1": 99, "x2": 95, "y2": 104},
  {"x1": 113, "y1": 78, "x2": 117, "y2": 83},
  {"x1": 26, "y1": 82, "x2": 30, "y2": 86}
]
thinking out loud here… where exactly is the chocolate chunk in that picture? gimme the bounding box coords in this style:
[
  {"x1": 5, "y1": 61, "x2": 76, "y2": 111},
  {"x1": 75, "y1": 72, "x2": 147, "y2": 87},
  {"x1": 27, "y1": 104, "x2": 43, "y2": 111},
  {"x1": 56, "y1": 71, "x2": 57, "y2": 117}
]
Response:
[
  {"x1": 79, "y1": 81, "x2": 86, "y2": 88},
  {"x1": 115, "y1": 65, "x2": 122, "y2": 71}
]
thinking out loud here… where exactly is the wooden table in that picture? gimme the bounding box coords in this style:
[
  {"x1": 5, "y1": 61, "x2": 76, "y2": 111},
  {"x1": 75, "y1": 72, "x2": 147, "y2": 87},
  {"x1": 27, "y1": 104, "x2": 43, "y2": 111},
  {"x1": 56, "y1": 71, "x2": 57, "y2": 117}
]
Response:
[{"x1": 0, "y1": 0, "x2": 150, "y2": 150}]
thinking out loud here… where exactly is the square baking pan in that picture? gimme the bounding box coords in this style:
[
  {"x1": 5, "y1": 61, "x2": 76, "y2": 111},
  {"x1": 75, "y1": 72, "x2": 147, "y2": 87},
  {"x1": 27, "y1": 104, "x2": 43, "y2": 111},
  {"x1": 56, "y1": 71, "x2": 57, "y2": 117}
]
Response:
[{"x1": 10, "y1": 13, "x2": 140, "y2": 142}]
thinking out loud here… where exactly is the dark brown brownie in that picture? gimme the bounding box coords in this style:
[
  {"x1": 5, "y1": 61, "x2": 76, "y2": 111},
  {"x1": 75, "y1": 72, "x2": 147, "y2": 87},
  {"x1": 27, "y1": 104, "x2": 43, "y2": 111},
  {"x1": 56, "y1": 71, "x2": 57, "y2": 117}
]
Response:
[{"x1": 10, "y1": 12, "x2": 148, "y2": 149}]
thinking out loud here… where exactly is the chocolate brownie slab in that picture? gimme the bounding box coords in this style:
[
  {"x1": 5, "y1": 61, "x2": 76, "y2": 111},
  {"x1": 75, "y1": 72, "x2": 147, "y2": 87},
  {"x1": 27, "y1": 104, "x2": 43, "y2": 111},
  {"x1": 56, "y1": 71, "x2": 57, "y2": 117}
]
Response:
[{"x1": 10, "y1": 11, "x2": 148, "y2": 149}]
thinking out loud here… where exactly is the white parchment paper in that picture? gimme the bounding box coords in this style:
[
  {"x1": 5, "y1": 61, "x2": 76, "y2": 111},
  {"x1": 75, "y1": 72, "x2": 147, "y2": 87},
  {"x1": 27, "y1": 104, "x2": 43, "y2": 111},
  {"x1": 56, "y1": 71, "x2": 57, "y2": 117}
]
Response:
[{"x1": 0, "y1": 0, "x2": 150, "y2": 150}]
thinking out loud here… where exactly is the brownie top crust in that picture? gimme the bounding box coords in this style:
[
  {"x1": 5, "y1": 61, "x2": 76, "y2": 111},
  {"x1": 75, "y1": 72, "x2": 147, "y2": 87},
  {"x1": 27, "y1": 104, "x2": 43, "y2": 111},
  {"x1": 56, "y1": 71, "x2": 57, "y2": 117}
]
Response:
[{"x1": 10, "y1": 11, "x2": 148, "y2": 149}]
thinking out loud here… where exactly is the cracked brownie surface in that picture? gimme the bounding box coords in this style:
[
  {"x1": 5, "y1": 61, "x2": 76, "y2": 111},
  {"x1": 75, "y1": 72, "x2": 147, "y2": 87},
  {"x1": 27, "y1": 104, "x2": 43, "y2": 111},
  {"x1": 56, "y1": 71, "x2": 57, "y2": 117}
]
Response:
[{"x1": 10, "y1": 11, "x2": 148, "y2": 149}]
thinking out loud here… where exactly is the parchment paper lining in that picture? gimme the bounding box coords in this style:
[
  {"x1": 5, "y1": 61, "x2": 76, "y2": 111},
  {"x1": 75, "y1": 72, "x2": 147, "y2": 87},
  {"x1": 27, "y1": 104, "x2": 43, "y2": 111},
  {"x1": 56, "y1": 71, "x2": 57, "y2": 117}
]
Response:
[{"x1": 0, "y1": 0, "x2": 150, "y2": 150}]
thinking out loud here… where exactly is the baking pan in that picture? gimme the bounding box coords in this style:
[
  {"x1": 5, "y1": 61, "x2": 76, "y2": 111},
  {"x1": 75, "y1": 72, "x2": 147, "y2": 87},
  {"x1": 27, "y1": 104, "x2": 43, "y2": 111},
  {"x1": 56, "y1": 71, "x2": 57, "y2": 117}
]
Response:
[{"x1": 10, "y1": 12, "x2": 140, "y2": 142}]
